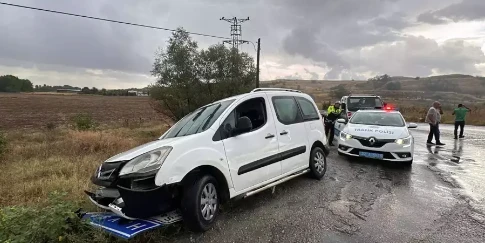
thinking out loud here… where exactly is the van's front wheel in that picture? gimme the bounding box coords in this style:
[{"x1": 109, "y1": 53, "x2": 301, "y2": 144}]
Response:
[
  {"x1": 309, "y1": 147, "x2": 327, "y2": 180},
  {"x1": 181, "y1": 175, "x2": 220, "y2": 232}
]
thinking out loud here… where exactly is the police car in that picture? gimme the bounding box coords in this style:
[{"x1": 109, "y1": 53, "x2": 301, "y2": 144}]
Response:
[
  {"x1": 85, "y1": 88, "x2": 329, "y2": 235},
  {"x1": 335, "y1": 109, "x2": 417, "y2": 165}
]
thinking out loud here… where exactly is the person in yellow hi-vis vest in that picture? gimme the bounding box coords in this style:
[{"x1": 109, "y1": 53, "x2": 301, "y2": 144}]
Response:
[{"x1": 325, "y1": 101, "x2": 342, "y2": 146}]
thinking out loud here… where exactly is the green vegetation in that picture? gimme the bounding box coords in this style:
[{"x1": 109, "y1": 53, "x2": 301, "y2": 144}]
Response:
[
  {"x1": 330, "y1": 84, "x2": 349, "y2": 99},
  {"x1": 150, "y1": 27, "x2": 256, "y2": 120},
  {"x1": 34, "y1": 84, "x2": 82, "y2": 92},
  {"x1": 72, "y1": 113, "x2": 97, "y2": 131},
  {"x1": 0, "y1": 192, "x2": 97, "y2": 243},
  {"x1": 368, "y1": 74, "x2": 392, "y2": 89},
  {"x1": 386, "y1": 81, "x2": 402, "y2": 90},
  {"x1": 0, "y1": 75, "x2": 33, "y2": 92},
  {"x1": 0, "y1": 131, "x2": 6, "y2": 157}
]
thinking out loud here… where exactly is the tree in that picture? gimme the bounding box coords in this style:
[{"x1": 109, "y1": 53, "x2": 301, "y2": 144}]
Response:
[
  {"x1": 0, "y1": 75, "x2": 33, "y2": 92},
  {"x1": 386, "y1": 81, "x2": 401, "y2": 90},
  {"x1": 330, "y1": 84, "x2": 349, "y2": 100},
  {"x1": 368, "y1": 74, "x2": 392, "y2": 89},
  {"x1": 90, "y1": 87, "x2": 99, "y2": 94},
  {"x1": 81, "y1": 87, "x2": 90, "y2": 94},
  {"x1": 150, "y1": 28, "x2": 256, "y2": 120}
]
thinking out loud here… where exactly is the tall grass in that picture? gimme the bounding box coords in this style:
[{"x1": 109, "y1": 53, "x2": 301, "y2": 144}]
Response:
[
  {"x1": 0, "y1": 122, "x2": 171, "y2": 242},
  {"x1": 0, "y1": 122, "x2": 169, "y2": 207}
]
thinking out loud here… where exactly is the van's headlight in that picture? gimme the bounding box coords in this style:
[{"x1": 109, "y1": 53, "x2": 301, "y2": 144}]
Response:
[
  {"x1": 119, "y1": 147, "x2": 172, "y2": 176},
  {"x1": 340, "y1": 131, "x2": 353, "y2": 141},
  {"x1": 395, "y1": 136, "x2": 412, "y2": 146}
]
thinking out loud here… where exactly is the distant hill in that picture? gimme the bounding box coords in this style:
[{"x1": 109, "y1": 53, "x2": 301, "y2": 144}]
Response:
[{"x1": 262, "y1": 74, "x2": 485, "y2": 106}]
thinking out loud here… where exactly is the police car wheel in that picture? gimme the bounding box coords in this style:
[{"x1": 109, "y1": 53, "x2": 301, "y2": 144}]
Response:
[
  {"x1": 309, "y1": 147, "x2": 327, "y2": 180},
  {"x1": 404, "y1": 160, "x2": 413, "y2": 166},
  {"x1": 181, "y1": 175, "x2": 220, "y2": 232}
]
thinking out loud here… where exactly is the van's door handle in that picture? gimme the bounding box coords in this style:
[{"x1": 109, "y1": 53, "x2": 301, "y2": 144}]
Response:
[
  {"x1": 280, "y1": 130, "x2": 288, "y2": 135},
  {"x1": 265, "y1": 134, "x2": 275, "y2": 139}
]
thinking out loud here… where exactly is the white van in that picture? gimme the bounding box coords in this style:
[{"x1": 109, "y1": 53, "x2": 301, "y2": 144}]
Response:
[{"x1": 86, "y1": 88, "x2": 329, "y2": 232}]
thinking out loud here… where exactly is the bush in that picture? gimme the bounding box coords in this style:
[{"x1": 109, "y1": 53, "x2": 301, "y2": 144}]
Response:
[
  {"x1": 0, "y1": 131, "x2": 6, "y2": 157},
  {"x1": 72, "y1": 114, "x2": 96, "y2": 131},
  {"x1": 46, "y1": 122, "x2": 56, "y2": 130},
  {"x1": 0, "y1": 192, "x2": 92, "y2": 243},
  {"x1": 386, "y1": 81, "x2": 401, "y2": 90}
]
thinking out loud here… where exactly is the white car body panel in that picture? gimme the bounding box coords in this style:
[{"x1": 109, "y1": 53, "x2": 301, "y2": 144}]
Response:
[
  {"x1": 266, "y1": 93, "x2": 310, "y2": 174},
  {"x1": 219, "y1": 92, "x2": 282, "y2": 192},
  {"x1": 95, "y1": 89, "x2": 328, "y2": 205},
  {"x1": 337, "y1": 110, "x2": 415, "y2": 162},
  {"x1": 154, "y1": 130, "x2": 232, "y2": 187}
]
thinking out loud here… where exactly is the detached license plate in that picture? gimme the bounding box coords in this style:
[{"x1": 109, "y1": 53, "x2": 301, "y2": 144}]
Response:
[{"x1": 359, "y1": 151, "x2": 384, "y2": 160}]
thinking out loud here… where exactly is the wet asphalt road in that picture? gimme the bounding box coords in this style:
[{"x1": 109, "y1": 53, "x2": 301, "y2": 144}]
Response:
[{"x1": 169, "y1": 124, "x2": 485, "y2": 243}]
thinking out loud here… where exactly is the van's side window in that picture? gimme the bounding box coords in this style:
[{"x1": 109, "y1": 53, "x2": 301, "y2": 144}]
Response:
[
  {"x1": 220, "y1": 97, "x2": 267, "y2": 139},
  {"x1": 295, "y1": 97, "x2": 319, "y2": 121},
  {"x1": 272, "y1": 96, "x2": 303, "y2": 125}
]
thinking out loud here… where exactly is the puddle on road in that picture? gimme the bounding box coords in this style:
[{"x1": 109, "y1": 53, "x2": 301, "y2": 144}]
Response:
[{"x1": 411, "y1": 125, "x2": 485, "y2": 211}]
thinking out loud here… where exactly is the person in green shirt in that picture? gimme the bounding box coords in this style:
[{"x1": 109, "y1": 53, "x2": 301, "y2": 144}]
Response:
[{"x1": 452, "y1": 104, "x2": 471, "y2": 139}]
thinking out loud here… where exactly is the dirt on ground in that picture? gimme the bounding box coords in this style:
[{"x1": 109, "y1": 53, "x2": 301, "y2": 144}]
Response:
[{"x1": 0, "y1": 93, "x2": 163, "y2": 130}]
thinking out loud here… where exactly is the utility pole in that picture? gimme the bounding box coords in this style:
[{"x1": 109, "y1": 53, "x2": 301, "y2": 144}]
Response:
[
  {"x1": 220, "y1": 17, "x2": 250, "y2": 50},
  {"x1": 256, "y1": 38, "x2": 261, "y2": 88}
]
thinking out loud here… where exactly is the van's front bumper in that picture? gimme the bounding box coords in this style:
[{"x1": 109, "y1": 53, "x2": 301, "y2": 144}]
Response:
[{"x1": 86, "y1": 184, "x2": 179, "y2": 220}]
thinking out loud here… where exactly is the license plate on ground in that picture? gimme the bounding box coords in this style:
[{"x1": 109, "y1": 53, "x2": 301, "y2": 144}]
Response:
[
  {"x1": 82, "y1": 210, "x2": 182, "y2": 239},
  {"x1": 359, "y1": 151, "x2": 384, "y2": 160}
]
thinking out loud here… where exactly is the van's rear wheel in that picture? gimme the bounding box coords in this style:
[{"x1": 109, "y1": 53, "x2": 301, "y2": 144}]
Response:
[
  {"x1": 309, "y1": 147, "x2": 327, "y2": 180},
  {"x1": 181, "y1": 175, "x2": 219, "y2": 232}
]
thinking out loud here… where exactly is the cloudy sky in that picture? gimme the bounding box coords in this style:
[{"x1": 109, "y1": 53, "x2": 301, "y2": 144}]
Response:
[{"x1": 1, "y1": 0, "x2": 485, "y2": 89}]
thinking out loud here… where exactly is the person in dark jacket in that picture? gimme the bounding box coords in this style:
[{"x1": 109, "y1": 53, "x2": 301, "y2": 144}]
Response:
[{"x1": 325, "y1": 101, "x2": 342, "y2": 146}]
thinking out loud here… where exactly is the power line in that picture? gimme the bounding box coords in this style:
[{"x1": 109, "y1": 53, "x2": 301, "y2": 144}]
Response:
[{"x1": 0, "y1": 1, "x2": 231, "y2": 40}]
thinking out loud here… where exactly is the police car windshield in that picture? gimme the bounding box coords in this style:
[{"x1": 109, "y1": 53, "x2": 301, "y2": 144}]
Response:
[
  {"x1": 347, "y1": 97, "x2": 383, "y2": 112},
  {"x1": 162, "y1": 99, "x2": 235, "y2": 138},
  {"x1": 349, "y1": 112, "x2": 405, "y2": 127}
]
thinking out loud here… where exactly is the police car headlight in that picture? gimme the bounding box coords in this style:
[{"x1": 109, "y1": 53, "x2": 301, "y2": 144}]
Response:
[
  {"x1": 395, "y1": 136, "x2": 412, "y2": 146},
  {"x1": 340, "y1": 131, "x2": 353, "y2": 141},
  {"x1": 119, "y1": 147, "x2": 172, "y2": 176}
]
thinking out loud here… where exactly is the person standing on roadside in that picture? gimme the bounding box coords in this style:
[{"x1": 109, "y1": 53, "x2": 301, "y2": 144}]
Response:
[
  {"x1": 452, "y1": 104, "x2": 471, "y2": 139},
  {"x1": 425, "y1": 101, "x2": 445, "y2": 146},
  {"x1": 325, "y1": 101, "x2": 342, "y2": 146}
]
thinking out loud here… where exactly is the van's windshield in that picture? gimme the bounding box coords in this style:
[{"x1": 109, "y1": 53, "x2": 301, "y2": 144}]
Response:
[
  {"x1": 162, "y1": 99, "x2": 235, "y2": 139},
  {"x1": 347, "y1": 97, "x2": 383, "y2": 112}
]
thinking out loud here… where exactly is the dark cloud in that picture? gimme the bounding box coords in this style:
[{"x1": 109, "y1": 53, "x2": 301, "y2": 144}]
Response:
[
  {"x1": 417, "y1": 0, "x2": 485, "y2": 24},
  {"x1": 416, "y1": 11, "x2": 448, "y2": 24},
  {"x1": 273, "y1": 0, "x2": 414, "y2": 78},
  {"x1": 0, "y1": 0, "x2": 484, "y2": 85},
  {"x1": 353, "y1": 36, "x2": 485, "y2": 76},
  {"x1": 0, "y1": 0, "x2": 169, "y2": 73}
]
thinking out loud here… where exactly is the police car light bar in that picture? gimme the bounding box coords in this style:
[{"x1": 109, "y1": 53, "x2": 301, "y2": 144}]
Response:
[{"x1": 383, "y1": 104, "x2": 399, "y2": 111}]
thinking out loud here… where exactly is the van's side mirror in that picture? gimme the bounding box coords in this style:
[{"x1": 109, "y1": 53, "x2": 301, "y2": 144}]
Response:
[
  {"x1": 341, "y1": 103, "x2": 346, "y2": 110},
  {"x1": 407, "y1": 123, "x2": 418, "y2": 129},
  {"x1": 337, "y1": 118, "x2": 347, "y2": 124},
  {"x1": 233, "y1": 116, "x2": 252, "y2": 136}
]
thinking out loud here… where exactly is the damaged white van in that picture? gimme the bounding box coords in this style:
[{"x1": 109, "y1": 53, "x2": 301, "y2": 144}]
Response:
[{"x1": 86, "y1": 88, "x2": 329, "y2": 232}]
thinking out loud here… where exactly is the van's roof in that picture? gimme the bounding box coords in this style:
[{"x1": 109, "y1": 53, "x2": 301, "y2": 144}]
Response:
[
  {"x1": 345, "y1": 94, "x2": 381, "y2": 97},
  {"x1": 209, "y1": 89, "x2": 311, "y2": 106}
]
